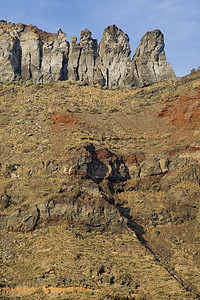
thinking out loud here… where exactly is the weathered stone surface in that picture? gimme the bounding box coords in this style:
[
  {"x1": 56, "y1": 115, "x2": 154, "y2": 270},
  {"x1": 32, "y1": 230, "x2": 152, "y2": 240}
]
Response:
[
  {"x1": 0, "y1": 193, "x2": 11, "y2": 209},
  {"x1": 5, "y1": 192, "x2": 125, "y2": 231},
  {"x1": 0, "y1": 21, "x2": 69, "y2": 84},
  {"x1": 159, "y1": 158, "x2": 170, "y2": 173},
  {"x1": 20, "y1": 27, "x2": 69, "y2": 83},
  {"x1": 132, "y1": 30, "x2": 176, "y2": 87},
  {"x1": 0, "y1": 21, "x2": 21, "y2": 82},
  {"x1": 0, "y1": 20, "x2": 175, "y2": 87},
  {"x1": 78, "y1": 29, "x2": 98, "y2": 82},
  {"x1": 140, "y1": 159, "x2": 162, "y2": 177},
  {"x1": 20, "y1": 31, "x2": 42, "y2": 82},
  {"x1": 67, "y1": 36, "x2": 81, "y2": 81},
  {"x1": 67, "y1": 145, "x2": 130, "y2": 182},
  {"x1": 96, "y1": 25, "x2": 131, "y2": 87},
  {"x1": 40, "y1": 29, "x2": 69, "y2": 83},
  {"x1": 7, "y1": 206, "x2": 39, "y2": 232}
]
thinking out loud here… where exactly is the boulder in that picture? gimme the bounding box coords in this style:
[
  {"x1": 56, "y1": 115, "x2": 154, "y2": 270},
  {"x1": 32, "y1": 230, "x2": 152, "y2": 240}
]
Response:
[
  {"x1": 7, "y1": 206, "x2": 39, "y2": 232},
  {"x1": 140, "y1": 159, "x2": 162, "y2": 177}
]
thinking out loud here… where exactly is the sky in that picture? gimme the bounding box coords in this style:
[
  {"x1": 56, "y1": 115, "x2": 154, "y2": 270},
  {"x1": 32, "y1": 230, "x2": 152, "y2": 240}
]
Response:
[{"x1": 1, "y1": 0, "x2": 199, "y2": 77}]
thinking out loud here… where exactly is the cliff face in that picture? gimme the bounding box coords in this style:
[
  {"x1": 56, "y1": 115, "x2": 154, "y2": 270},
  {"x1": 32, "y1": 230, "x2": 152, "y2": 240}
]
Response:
[
  {"x1": 0, "y1": 21, "x2": 69, "y2": 84},
  {"x1": 132, "y1": 30, "x2": 176, "y2": 87},
  {"x1": 97, "y1": 25, "x2": 131, "y2": 87},
  {"x1": 0, "y1": 20, "x2": 176, "y2": 87}
]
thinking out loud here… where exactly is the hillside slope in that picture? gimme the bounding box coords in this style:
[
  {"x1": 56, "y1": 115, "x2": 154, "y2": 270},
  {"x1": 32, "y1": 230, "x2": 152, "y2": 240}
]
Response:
[{"x1": 0, "y1": 69, "x2": 200, "y2": 299}]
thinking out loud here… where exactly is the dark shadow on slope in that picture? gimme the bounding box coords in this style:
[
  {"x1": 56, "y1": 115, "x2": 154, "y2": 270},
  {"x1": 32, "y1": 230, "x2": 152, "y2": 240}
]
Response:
[
  {"x1": 115, "y1": 194, "x2": 200, "y2": 298},
  {"x1": 83, "y1": 144, "x2": 199, "y2": 297},
  {"x1": 85, "y1": 143, "x2": 130, "y2": 184},
  {"x1": 116, "y1": 204, "x2": 146, "y2": 245}
]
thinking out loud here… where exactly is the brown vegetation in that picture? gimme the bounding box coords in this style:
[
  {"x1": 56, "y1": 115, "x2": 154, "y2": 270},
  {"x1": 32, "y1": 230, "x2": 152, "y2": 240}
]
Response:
[{"x1": 0, "y1": 70, "x2": 200, "y2": 299}]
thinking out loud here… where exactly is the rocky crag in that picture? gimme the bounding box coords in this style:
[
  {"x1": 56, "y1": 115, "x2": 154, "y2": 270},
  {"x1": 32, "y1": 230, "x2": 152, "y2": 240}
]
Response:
[{"x1": 0, "y1": 20, "x2": 175, "y2": 87}]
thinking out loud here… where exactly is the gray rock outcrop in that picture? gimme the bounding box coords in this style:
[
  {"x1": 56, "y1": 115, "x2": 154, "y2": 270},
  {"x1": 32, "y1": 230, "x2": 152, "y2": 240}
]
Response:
[
  {"x1": 5, "y1": 188, "x2": 125, "y2": 232},
  {"x1": 67, "y1": 36, "x2": 81, "y2": 81},
  {"x1": 79, "y1": 29, "x2": 98, "y2": 82},
  {"x1": 0, "y1": 21, "x2": 21, "y2": 82},
  {"x1": 0, "y1": 20, "x2": 176, "y2": 87},
  {"x1": 96, "y1": 25, "x2": 131, "y2": 87},
  {"x1": 0, "y1": 21, "x2": 69, "y2": 84},
  {"x1": 132, "y1": 30, "x2": 176, "y2": 87}
]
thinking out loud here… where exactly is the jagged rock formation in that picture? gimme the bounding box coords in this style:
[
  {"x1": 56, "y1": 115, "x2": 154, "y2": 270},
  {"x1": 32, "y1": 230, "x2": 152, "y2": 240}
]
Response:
[
  {"x1": 0, "y1": 20, "x2": 176, "y2": 87},
  {"x1": 132, "y1": 30, "x2": 176, "y2": 87},
  {"x1": 96, "y1": 25, "x2": 131, "y2": 87},
  {"x1": 78, "y1": 29, "x2": 99, "y2": 82},
  {"x1": 0, "y1": 21, "x2": 69, "y2": 84}
]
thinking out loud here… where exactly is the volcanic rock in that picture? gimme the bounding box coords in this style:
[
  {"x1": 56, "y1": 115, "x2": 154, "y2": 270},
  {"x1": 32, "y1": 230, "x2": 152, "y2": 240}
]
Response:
[
  {"x1": 132, "y1": 30, "x2": 176, "y2": 86},
  {"x1": 0, "y1": 20, "x2": 175, "y2": 87},
  {"x1": 78, "y1": 29, "x2": 98, "y2": 82},
  {"x1": 96, "y1": 25, "x2": 131, "y2": 87}
]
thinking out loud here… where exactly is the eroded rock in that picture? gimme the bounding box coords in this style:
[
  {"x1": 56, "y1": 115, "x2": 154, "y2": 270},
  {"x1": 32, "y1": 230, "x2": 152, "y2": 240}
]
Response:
[
  {"x1": 78, "y1": 29, "x2": 98, "y2": 82},
  {"x1": 132, "y1": 30, "x2": 176, "y2": 87},
  {"x1": 96, "y1": 25, "x2": 131, "y2": 87},
  {"x1": 0, "y1": 20, "x2": 175, "y2": 87}
]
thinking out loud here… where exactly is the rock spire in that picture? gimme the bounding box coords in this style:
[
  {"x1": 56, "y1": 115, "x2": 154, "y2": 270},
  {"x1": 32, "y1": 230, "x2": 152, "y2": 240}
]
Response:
[{"x1": 0, "y1": 20, "x2": 176, "y2": 87}]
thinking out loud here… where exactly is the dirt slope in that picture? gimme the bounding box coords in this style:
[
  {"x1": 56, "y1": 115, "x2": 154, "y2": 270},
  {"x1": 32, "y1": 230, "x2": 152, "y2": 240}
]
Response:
[{"x1": 0, "y1": 69, "x2": 200, "y2": 299}]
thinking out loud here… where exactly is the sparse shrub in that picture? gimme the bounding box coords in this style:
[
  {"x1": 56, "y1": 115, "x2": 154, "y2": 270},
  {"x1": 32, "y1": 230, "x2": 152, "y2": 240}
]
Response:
[
  {"x1": 194, "y1": 130, "x2": 200, "y2": 137},
  {"x1": 163, "y1": 133, "x2": 172, "y2": 139},
  {"x1": 155, "y1": 143, "x2": 163, "y2": 148},
  {"x1": 23, "y1": 144, "x2": 38, "y2": 153},
  {"x1": 109, "y1": 108, "x2": 119, "y2": 113},
  {"x1": 1, "y1": 116, "x2": 10, "y2": 124},
  {"x1": 165, "y1": 140, "x2": 173, "y2": 146},
  {"x1": 89, "y1": 108, "x2": 101, "y2": 114},
  {"x1": 178, "y1": 137, "x2": 185, "y2": 143},
  {"x1": 138, "y1": 102, "x2": 145, "y2": 108},
  {"x1": 190, "y1": 68, "x2": 196, "y2": 74},
  {"x1": 46, "y1": 120, "x2": 54, "y2": 125}
]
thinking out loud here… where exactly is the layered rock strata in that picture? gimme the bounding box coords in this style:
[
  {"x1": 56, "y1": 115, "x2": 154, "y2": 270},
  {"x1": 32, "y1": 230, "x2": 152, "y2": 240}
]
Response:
[
  {"x1": 1, "y1": 143, "x2": 200, "y2": 231},
  {"x1": 0, "y1": 20, "x2": 176, "y2": 87}
]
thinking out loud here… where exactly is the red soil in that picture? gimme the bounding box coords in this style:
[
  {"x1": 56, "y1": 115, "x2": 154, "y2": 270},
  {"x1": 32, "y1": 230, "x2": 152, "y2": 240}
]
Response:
[
  {"x1": 158, "y1": 87, "x2": 200, "y2": 127},
  {"x1": 49, "y1": 111, "x2": 77, "y2": 126}
]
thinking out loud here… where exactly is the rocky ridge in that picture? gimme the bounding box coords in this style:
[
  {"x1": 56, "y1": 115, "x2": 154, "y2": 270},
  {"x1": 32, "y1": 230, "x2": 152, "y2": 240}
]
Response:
[{"x1": 0, "y1": 20, "x2": 175, "y2": 87}]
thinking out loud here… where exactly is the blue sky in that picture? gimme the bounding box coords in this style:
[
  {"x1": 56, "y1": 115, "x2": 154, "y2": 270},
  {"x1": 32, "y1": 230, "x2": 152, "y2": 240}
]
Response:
[{"x1": 1, "y1": 0, "x2": 199, "y2": 77}]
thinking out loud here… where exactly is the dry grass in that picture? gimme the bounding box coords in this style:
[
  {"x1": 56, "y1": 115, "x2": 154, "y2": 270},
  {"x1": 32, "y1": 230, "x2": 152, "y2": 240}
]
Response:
[{"x1": 0, "y1": 71, "x2": 200, "y2": 299}]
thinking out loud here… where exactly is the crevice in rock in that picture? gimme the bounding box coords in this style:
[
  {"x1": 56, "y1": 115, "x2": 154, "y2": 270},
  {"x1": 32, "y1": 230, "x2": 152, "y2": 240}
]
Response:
[
  {"x1": 34, "y1": 205, "x2": 41, "y2": 230},
  {"x1": 93, "y1": 170, "x2": 200, "y2": 298},
  {"x1": 76, "y1": 47, "x2": 82, "y2": 81},
  {"x1": 38, "y1": 39, "x2": 43, "y2": 70},
  {"x1": 60, "y1": 52, "x2": 68, "y2": 81},
  {"x1": 29, "y1": 53, "x2": 32, "y2": 79},
  {"x1": 106, "y1": 68, "x2": 109, "y2": 86},
  {"x1": 11, "y1": 37, "x2": 22, "y2": 79}
]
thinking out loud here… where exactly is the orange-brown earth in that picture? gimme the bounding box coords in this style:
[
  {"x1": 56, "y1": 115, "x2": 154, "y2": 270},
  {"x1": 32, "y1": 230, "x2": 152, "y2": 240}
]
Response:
[{"x1": 158, "y1": 85, "x2": 200, "y2": 126}]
